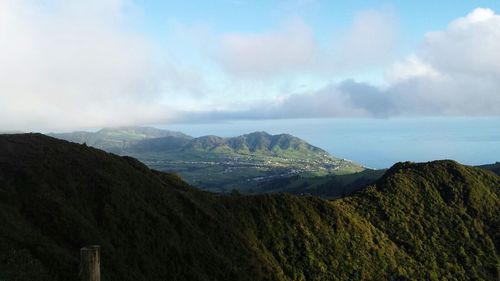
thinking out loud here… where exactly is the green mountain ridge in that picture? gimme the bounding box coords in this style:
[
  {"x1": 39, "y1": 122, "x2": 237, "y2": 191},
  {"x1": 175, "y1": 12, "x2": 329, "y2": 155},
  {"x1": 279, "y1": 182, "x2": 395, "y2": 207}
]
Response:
[
  {"x1": 50, "y1": 127, "x2": 363, "y2": 191},
  {"x1": 179, "y1": 131, "x2": 329, "y2": 158},
  {"x1": 253, "y1": 162, "x2": 500, "y2": 199},
  {"x1": 254, "y1": 168, "x2": 387, "y2": 198},
  {"x1": 0, "y1": 134, "x2": 498, "y2": 280},
  {"x1": 48, "y1": 126, "x2": 192, "y2": 153},
  {"x1": 478, "y1": 162, "x2": 500, "y2": 176}
]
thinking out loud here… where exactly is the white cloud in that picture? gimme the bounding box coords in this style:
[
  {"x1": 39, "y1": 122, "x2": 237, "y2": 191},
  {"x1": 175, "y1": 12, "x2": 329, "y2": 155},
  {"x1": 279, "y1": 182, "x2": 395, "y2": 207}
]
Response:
[
  {"x1": 217, "y1": 18, "x2": 317, "y2": 75},
  {"x1": 3, "y1": 3, "x2": 499, "y2": 131},
  {"x1": 0, "y1": 0, "x2": 177, "y2": 131},
  {"x1": 384, "y1": 7, "x2": 500, "y2": 116},
  {"x1": 419, "y1": 8, "x2": 500, "y2": 77},
  {"x1": 267, "y1": 7, "x2": 500, "y2": 118},
  {"x1": 213, "y1": 9, "x2": 398, "y2": 79},
  {"x1": 385, "y1": 54, "x2": 442, "y2": 83},
  {"x1": 197, "y1": 8, "x2": 500, "y2": 120},
  {"x1": 332, "y1": 9, "x2": 399, "y2": 69}
]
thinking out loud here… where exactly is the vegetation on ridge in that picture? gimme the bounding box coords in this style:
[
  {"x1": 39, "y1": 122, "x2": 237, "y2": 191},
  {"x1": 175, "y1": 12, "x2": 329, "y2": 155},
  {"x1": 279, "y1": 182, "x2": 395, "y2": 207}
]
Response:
[
  {"x1": 0, "y1": 134, "x2": 498, "y2": 280},
  {"x1": 478, "y1": 162, "x2": 500, "y2": 176},
  {"x1": 253, "y1": 168, "x2": 386, "y2": 198}
]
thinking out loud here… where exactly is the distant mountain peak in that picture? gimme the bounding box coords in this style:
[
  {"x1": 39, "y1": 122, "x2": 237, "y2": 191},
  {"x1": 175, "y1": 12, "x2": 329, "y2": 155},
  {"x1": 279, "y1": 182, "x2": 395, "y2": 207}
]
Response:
[
  {"x1": 186, "y1": 131, "x2": 326, "y2": 155},
  {"x1": 48, "y1": 126, "x2": 192, "y2": 153},
  {"x1": 242, "y1": 131, "x2": 272, "y2": 137},
  {"x1": 96, "y1": 126, "x2": 191, "y2": 137},
  {"x1": 384, "y1": 160, "x2": 462, "y2": 178}
]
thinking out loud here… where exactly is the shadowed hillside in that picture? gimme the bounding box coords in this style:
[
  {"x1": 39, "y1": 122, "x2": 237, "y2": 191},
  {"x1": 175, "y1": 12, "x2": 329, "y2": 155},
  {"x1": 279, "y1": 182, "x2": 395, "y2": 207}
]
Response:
[
  {"x1": 0, "y1": 134, "x2": 498, "y2": 280},
  {"x1": 254, "y1": 168, "x2": 386, "y2": 198},
  {"x1": 478, "y1": 162, "x2": 500, "y2": 176}
]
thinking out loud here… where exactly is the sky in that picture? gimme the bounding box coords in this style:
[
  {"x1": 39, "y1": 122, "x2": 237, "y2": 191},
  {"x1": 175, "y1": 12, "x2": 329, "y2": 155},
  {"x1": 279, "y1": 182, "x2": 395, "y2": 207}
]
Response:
[{"x1": 1, "y1": 0, "x2": 500, "y2": 132}]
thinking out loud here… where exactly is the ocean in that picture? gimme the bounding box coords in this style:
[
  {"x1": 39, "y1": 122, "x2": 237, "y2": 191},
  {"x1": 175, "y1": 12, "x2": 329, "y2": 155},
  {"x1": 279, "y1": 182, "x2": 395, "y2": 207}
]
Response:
[{"x1": 159, "y1": 117, "x2": 500, "y2": 169}]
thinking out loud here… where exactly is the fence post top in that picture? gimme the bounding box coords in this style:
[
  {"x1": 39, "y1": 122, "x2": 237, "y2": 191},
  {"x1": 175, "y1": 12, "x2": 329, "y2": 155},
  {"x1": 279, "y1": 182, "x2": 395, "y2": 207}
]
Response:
[{"x1": 81, "y1": 245, "x2": 101, "y2": 250}]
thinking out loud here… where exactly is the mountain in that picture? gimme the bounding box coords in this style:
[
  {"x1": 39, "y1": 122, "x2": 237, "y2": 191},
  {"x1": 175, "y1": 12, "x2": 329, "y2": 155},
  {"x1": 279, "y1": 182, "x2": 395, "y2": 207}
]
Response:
[
  {"x1": 258, "y1": 161, "x2": 500, "y2": 198},
  {"x1": 49, "y1": 126, "x2": 192, "y2": 153},
  {"x1": 0, "y1": 130, "x2": 25, "y2": 134},
  {"x1": 0, "y1": 134, "x2": 498, "y2": 280},
  {"x1": 183, "y1": 132, "x2": 326, "y2": 155},
  {"x1": 51, "y1": 127, "x2": 363, "y2": 191},
  {"x1": 478, "y1": 162, "x2": 500, "y2": 176},
  {"x1": 347, "y1": 161, "x2": 499, "y2": 280},
  {"x1": 254, "y1": 168, "x2": 386, "y2": 198},
  {"x1": 127, "y1": 135, "x2": 193, "y2": 153}
]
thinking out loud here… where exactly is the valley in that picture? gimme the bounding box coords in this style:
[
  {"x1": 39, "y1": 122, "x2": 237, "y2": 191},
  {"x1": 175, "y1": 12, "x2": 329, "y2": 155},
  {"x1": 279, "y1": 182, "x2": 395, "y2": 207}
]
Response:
[{"x1": 50, "y1": 127, "x2": 364, "y2": 192}]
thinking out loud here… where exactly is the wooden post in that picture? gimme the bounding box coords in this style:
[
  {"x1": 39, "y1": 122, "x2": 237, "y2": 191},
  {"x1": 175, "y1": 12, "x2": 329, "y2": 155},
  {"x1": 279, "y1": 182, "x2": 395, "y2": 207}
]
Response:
[{"x1": 80, "y1": 245, "x2": 100, "y2": 281}]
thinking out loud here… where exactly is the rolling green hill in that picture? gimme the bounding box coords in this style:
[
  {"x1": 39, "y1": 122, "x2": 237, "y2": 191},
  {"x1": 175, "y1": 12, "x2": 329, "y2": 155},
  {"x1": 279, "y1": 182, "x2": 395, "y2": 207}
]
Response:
[
  {"x1": 0, "y1": 134, "x2": 498, "y2": 280},
  {"x1": 256, "y1": 162, "x2": 500, "y2": 199},
  {"x1": 51, "y1": 127, "x2": 364, "y2": 191},
  {"x1": 182, "y1": 131, "x2": 326, "y2": 156}
]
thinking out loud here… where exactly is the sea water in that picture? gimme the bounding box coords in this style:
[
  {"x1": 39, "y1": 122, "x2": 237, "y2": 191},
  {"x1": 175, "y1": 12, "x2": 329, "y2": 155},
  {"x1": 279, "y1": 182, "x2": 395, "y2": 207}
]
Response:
[{"x1": 159, "y1": 117, "x2": 500, "y2": 169}]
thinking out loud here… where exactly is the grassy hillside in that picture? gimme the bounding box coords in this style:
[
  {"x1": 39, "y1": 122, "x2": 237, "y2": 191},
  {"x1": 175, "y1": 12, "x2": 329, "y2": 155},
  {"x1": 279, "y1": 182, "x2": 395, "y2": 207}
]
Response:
[
  {"x1": 51, "y1": 128, "x2": 364, "y2": 191},
  {"x1": 182, "y1": 132, "x2": 326, "y2": 157},
  {"x1": 478, "y1": 162, "x2": 500, "y2": 176},
  {"x1": 344, "y1": 161, "x2": 499, "y2": 280},
  {"x1": 0, "y1": 134, "x2": 498, "y2": 280}
]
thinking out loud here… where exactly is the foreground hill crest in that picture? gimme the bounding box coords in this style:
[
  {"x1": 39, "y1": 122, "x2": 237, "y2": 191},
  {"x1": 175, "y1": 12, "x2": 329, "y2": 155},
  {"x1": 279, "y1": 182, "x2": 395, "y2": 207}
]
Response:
[{"x1": 0, "y1": 134, "x2": 498, "y2": 281}]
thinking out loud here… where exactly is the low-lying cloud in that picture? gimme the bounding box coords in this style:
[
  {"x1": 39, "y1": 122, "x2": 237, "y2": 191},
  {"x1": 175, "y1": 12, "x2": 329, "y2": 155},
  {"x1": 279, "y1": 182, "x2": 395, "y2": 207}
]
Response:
[{"x1": 0, "y1": 0, "x2": 177, "y2": 131}]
